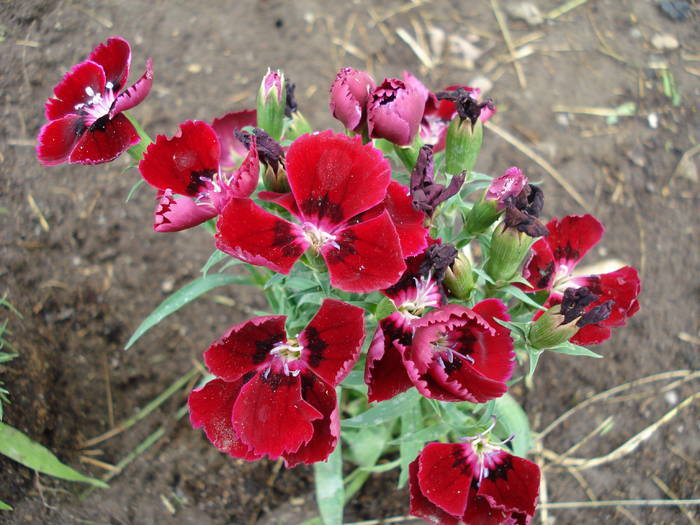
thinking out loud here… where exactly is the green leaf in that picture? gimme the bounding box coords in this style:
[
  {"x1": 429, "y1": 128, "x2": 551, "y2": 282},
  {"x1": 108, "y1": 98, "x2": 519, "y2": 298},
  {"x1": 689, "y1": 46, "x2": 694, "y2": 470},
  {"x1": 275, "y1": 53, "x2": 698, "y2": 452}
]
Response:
[
  {"x1": 125, "y1": 177, "x2": 145, "y2": 203},
  {"x1": 297, "y1": 292, "x2": 326, "y2": 307},
  {"x1": 125, "y1": 274, "x2": 250, "y2": 350},
  {"x1": 494, "y1": 318, "x2": 530, "y2": 341},
  {"x1": 314, "y1": 439, "x2": 344, "y2": 525},
  {"x1": 340, "y1": 371, "x2": 367, "y2": 393},
  {"x1": 341, "y1": 390, "x2": 420, "y2": 428},
  {"x1": 373, "y1": 296, "x2": 397, "y2": 320},
  {"x1": 389, "y1": 422, "x2": 450, "y2": 446},
  {"x1": 344, "y1": 425, "x2": 390, "y2": 468},
  {"x1": 526, "y1": 347, "x2": 543, "y2": 377},
  {"x1": 200, "y1": 250, "x2": 229, "y2": 277},
  {"x1": 493, "y1": 394, "x2": 532, "y2": 457},
  {"x1": 359, "y1": 458, "x2": 401, "y2": 473},
  {"x1": 263, "y1": 272, "x2": 285, "y2": 289},
  {"x1": 0, "y1": 422, "x2": 108, "y2": 488},
  {"x1": 398, "y1": 404, "x2": 422, "y2": 488},
  {"x1": 502, "y1": 285, "x2": 547, "y2": 311},
  {"x1": 0, "y1": 500, "x2": 11, "y2": 510},
  {"x1": 548, "y1": 342, "x2": 602, "y2": 358}
]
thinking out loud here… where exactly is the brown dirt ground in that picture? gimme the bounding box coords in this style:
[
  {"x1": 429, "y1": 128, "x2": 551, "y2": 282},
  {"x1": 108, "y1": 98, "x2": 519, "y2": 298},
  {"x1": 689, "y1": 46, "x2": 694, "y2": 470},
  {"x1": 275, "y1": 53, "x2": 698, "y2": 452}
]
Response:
[{"x1": 1, "y1": 0, "x2": 698, "y2": 524}]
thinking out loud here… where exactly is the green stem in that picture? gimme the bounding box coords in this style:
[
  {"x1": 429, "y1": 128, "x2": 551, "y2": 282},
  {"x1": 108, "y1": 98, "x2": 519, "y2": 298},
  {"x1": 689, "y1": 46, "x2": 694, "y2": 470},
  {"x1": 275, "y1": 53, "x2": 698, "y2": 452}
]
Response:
[{"x1": 123, "y1": 112, "x2": 153, "y2": 162}]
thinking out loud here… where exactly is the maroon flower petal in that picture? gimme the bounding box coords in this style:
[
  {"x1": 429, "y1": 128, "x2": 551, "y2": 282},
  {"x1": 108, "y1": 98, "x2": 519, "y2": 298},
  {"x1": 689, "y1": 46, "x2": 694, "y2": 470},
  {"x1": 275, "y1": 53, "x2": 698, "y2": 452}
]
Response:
[
  {"x1": 365, "y1": 316, "x2": 414, "y2": 403},
  {"x1": 409, "y1": 458, "x2": 460, "y2": 525},
  {"x1": 299, "y1": 299, "x2": 365, "y2": 387},
  {"x1": 570, "y1": 323, "x2": 611, "y2": 346},
  {"x1": 462, "y1": 493, "x2": 514, "y2": 525},
  {"x1": 188, "y1": 377, "x2": 260, "y2": 460},
  {"x1": 232, "y1": 371, "x2": 322, "y2": 458},
  {"x1": 573, "y1": 266, "x2": 641, "y2": 327},
  {"x1": 522, "y1": 238, "x2": 556, "y2": 291},
  {"x1": 110, "y1": 58, "x2": 154, "y2": 117},
  {"x1": 216, "y1": 198, "x2": 309, "y2": 274},
  {"x1": 225, "y1": 134, "x2": 259, "y2": 199},
  {"x1": 153, "y1": 189, "x2": 218, "y2": 232},
  {"x1": 478, "y1": 452, "x2": 540, "y2": 518},
  {"x1": 45, "y1": 60, "x2": 106, "y2": 121},
  {"x1": 36, "y1": 114, "x2": 83, "y2": 166},
  {"x1": 139, "y1": 120, "x2": 220, "y2": 196},
  {"x1": 417, "y1": 442, "x2": 474, "y2": 517},
  {"x1": 321, "y1": 211, "x2": 406, "y2": 293},
  {"x1": 547, "y1": 215, "x2": 604, "y2": 274},
  {"x1": 87, "y1": 37, "x2": 131, "y2": 90},
  {"x1": 68, "y1": 113, "x2": 139, "y2": 164},
  {"x1": 282, "y1": 373, "x2": 339, "y2": 467},
  {"x1": 286, "y1": 131, "x2": 391, "y2": 228},
  {"x1": 204, "y1": 315, "x2": 287, "y2": 382},
  {"x1": 258, "y1": 191, "x2": 301, "y2": 217},
  {"x1": 211, "y1": 109, "x2": 257, "y2": 169}
]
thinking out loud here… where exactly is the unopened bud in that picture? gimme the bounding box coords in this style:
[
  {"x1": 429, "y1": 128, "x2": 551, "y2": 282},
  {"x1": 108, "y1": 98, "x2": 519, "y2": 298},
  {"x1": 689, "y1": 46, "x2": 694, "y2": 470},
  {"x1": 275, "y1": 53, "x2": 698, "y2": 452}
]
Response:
[
  {"x1": 262, "y1": 164, "x2": 290, "y2": 193},
  {"x1": 286, "y1": 111, "x2": 313, "y2": 140},
  {"x1": 485, "y1": 223, "x2": 535, "y2": 284},
  {"x1": 443, "y1": 250, "x2": 474, "y2": 299},
  {"x1": 257, "y1": 69, "x2": 286, "y2": 140},
  {"x1": 528, "y1": 305, "x2": 579, "y2": 350},
  {"x1": 444, "y1": 117, "x2": 482, "y2": 176},
  {"x1": 464, "y1": 198, "x2": 500, "y2": 234}
]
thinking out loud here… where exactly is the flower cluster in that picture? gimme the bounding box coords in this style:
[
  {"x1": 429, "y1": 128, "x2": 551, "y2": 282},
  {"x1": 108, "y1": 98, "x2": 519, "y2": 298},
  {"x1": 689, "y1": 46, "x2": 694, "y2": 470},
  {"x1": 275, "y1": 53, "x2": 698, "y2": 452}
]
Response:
[{"x1": 38, "y1": 38, "x2": 642, "y2": 525}]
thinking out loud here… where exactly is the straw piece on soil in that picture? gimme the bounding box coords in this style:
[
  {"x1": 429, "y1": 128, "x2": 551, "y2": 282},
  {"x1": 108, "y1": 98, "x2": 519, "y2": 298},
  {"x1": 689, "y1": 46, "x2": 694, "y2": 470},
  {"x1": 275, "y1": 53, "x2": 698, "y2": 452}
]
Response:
[
  {"x1": 651, "y1": 475, "x2": 699, "y2": 525},
  {"x1": 490, "y1": 0, "x2": 527, "y2": 88},
  {"x1": 545, "y1": 0, "x2": 591, "y2": 20},
  {"x1": 396, "y1": 27, "x2": 434, "y2": 69},
  {"x1": 27, "y1": 194, "x2": 49, "y2": 232}
]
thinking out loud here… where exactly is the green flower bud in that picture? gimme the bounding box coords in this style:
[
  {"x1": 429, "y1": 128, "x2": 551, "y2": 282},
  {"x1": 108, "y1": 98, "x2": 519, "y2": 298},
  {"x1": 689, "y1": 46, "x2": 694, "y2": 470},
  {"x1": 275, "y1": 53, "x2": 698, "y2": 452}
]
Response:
[
  {"x1": 445, "y1": 117, "x2": 483, "y2": 176},
  {"x1": 262, "y1": 164, "x2": 290, "y2": 193},
  {"x1": 484, "y1": 223, "x2": 535, "y2": 284},
  {"x1": 464, "y1": 197, "x2": 500, "y2": 234},
  {"x1": 257, "y1": 69, "x2": 286, "y2": 141},
  {"x1": 286, "y1": 111, "x2": 313, "y2": 141},
  {"x1": 443, "y1": 250, "x2": 474, "y2": 300},
  {"x1": 528, "y1": 305, "x2": 579, "y2": 350}
]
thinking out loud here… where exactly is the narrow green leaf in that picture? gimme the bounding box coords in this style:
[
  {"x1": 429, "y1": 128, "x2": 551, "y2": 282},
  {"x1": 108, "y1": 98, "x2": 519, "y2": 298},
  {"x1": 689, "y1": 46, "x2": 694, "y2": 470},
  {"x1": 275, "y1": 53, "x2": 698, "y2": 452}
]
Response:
[
  {"x1": 359, "y1": 458, "x2": 401, "y2": 473},
  {"x1": 389, "y1": 422, "x2": 450, "y2": 446},
  {"x1": 548, "y1": 342, "x2": 602, "y2": 358},
  {"x1": 125, "y1": 274, "x2": 250, "y2": 349},
  {"x1": 344, "y1": 425, "x2": 389, "y2": 468},
  {"x1": 0, "y1": 422, "x2": 108, "y2": 488},
  {"x1": 314, "y1": 439, "x2": 344, "y2": 525},
  {"x1": 493, "y1": 394, "x2": 532, "y2": 457},
  {"x1": 527, "y1": 348, "x2": 542, "y2": 377},
  {"x1": 373, "y1": 296, "x2": 397, "y2": 320},
  {"x1": 341, "y1": 390, "x2": 419, "y2": 428},
  {"x1": 297, "y1": 293, "x2": 326, "y2": 307},
  {"x1": 263, "y1": 272, "x2": 285, "y2": 289},
  {"x1": 125, "y1": 177, "x2": 145, "y2": 203},
  {"x1": 340, "y1": 371, "x2": 367, "y2": 393},
  {"x1": 398, "y1": 404, "x2": 422, "y2": 488},
  {"x1": 201, "y1": 250, "x2": 229, "y2": 276},
  {"x1": 502, "y1": 285, "x2": 547, "y2": 310},
  {"x1": 0, "y1": 500, "x2": 11, "y2": 510}
]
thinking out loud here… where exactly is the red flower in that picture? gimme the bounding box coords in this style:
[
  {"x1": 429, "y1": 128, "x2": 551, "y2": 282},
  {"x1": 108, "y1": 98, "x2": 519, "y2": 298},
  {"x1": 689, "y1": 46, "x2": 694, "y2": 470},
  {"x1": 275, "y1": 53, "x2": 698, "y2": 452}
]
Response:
[
  {"x1": 37, "y1": 37, "x2": 153, "y2": 166},
  {"x1": 367, "y1": 72, "x2": 429, "y2": 146},
  {"x1": 329, "y1": 67, "x2": 376, "y2": 132},
  {"x1": 139, "y1": 120, "x2": 259, "y2": 232},
  {"x1": 210, "y1": 109, "x2": 257, "y2": 170},
  {"x1": 522, "y1": 215, "x2": 640, "y2": 344},
  {"x1": 188, "y1": 299, "x2": 364, "y2": 467},
  {"x1": 405, "y1": 300, "x2": 514, "y2": 403},
  {"x1": 410, "y1": 439, "x2": 540, "y2": 525},
  {"x1": 216, "y1": 131, "x2": 414, "y2": 293}
]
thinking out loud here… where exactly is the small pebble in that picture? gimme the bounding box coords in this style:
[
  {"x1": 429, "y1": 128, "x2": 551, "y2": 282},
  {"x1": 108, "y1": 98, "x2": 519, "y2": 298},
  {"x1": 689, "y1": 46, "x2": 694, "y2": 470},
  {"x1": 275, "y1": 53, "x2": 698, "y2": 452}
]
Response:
[
  {"x1": 186, "y1": 63, "x2": 202, "y2": 74},
  {"x1": 648, "y1": 113, "x2": 659, "y2": 129},
  {"x1": 652, "y1": 33, "x2": 680, "y2": 51},
  {"x1": 555, "y1": 113, "x2": 570, "y2": 127},
  {"x1": 162, "y1": 278, "x2": 175, "y2": 293},
  {"x1": 505, "y1": 2, "x2": 544, "y2": 25},
  {"x1": 664, "y1": 390, "x2": 679, "y2": 405}
]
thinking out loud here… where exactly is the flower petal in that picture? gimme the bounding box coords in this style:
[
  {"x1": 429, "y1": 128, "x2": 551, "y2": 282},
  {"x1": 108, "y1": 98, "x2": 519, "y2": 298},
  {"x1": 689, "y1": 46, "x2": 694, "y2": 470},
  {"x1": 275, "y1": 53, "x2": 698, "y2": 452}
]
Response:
[
  {"x1": 153, "y1": 189, "x2": 218, "y2": 232},
  {"x1": 211, "y1": 109, "x2": 257, "y2": 169},
  {"x1": 462, "y1": 493, "x2": 515, "y2": 525},
  {"x1": 258, "y1": 191, "x2": 301, "y2": 217},
  {"x1": 384, "y1": 181, "x2": 428, "y2": 257},
  {"x1": 216, "y1": 198, "x2": 309, "y2": 274},
  {"x1": 36, "y1": 114, "x2": 83, "y2": 166},
  {"x1": 365, "y1": 317, "x2": 414, "y2": 403},
  {"x1": 418, "y1": 442, "x2": 474, "y2": 517},
  {"x1": 521, "y1": 238, "x2": 556, "y2": 291},
  {"x1": 478, "y1": 452, "x2": 540, "y2": 517},
  {"x1": 286, "y1": 131, "x2": 391, "y2": 228},
  {"x1": 110, "y1": 58, "x2": 154, "y2": 116},
  {"x1": 409, "y1": 458, "x2": 460, "y2": 525},
  {"x1": 139, "y1": 120, "x2": 220, "y2": 196},
  {"x1": 204, "y1": 315, "x2": 287, "y2": 382},
  {"x1": 299, "y1": 299, "x2": 365, "y2": 387},
  {"x1": 68, "y1": 113, "x2": 139, "y2": 164},
  {"x1": 322, "y1": 211, "x2": 406, "y2": 293},
  {"x1": 188, "y1": 377, "x2": 260, "y2": 460},
  {"x1": 547, "y1": 215, "x2": 604, "y2": 276},
  {"x1": 232, "y1": 371, "x2": 322, "y2": 458},
  {"x1": 87, "y1": 37, "x2": 131, "y2": 90},
  {"x1": 225, "y1": 134, "x2": 259, "y2": 199},
  {"x1": 282, "y1": 374, "x2": 339, "y2": 467},
  {"x1": 45, "y1": 60, "x2": 106, "y2": 121}
]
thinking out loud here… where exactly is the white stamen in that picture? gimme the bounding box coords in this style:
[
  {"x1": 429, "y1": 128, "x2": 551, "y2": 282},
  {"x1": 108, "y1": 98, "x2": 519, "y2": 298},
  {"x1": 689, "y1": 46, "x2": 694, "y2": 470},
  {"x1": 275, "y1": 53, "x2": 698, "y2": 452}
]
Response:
[
  {"x1": 85, "y1": 86, "x2": 95, "y2": 97},
  {"x1": 105, "y1": 81, "x2": 114, "y2": 90}
]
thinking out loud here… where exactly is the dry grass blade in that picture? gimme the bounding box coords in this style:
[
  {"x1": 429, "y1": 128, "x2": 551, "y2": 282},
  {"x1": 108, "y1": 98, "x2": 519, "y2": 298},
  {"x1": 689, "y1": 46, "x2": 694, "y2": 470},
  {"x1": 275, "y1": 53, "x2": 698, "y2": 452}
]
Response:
[
  {"x1": 484, "y1": 121, "x2": 589, "y2": 210},
  {"x1": 27, "y1": 194, "x2": 49, "y2": 232},
  {"x1": 545, "y1": 392, "x2": 699, "y2": 470},
  {"x1": 540, "y1": 499, "x2": 700, "y2": 509},
  {"x1": 543, "y1": 415, "x2": 614, "y2": 471},
  {"x1": 652, "y1": 475, "x2": 699, "y2": 525},
  {"x1": 396, "y1": 27, "x2": 434, "y2": 69},
  {"x1": 490, "y1": 0, "x2": 527, "y2": 88},
  {"x1": 546, "y1": 0, "x2": 592, "y2": 20},
  {"x1": 538, "y1": 370, "x2": 698, "y2": 438}
]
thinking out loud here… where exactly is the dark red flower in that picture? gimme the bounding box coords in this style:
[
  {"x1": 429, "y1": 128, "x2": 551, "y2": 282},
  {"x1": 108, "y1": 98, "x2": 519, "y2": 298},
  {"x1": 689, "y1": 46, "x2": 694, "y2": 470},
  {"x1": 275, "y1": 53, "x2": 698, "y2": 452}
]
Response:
[
  {"x1": 367, "y1": 72, "x2": 429, "y2": 146},
  {"x1": 410, "y1": 145, "x2": 465, "y2": 217},
  {"x1": 405, "y1": 300, "x2": 514, "y2": 403},
  {"x1": 139, "y1": 120, "x2": 259, "y2": 232},
  {"x1": 410, "y1": 438, "x2": 540, "y2": 525},
  {"x1": 210, "y1": 109, "x2": 257, "y2": 170},
  {"x1": 37, "y1": 37, "x2": 153, "y2": 166},
  {"x1": 329, "y1": 67, "x2": 376, "y2": 132},
  {"x1": 188, "y1": 299, "x2": 364, "y2": 467},
  {"x1": 421, "y1": 85, "x2": 495, "y2": 152},
  {"x1": 522, "y1": 215, "x2": 640, "y2": 344},
  {"x1": 216, "y1": 131, "x2": 412, "y2": 293}
]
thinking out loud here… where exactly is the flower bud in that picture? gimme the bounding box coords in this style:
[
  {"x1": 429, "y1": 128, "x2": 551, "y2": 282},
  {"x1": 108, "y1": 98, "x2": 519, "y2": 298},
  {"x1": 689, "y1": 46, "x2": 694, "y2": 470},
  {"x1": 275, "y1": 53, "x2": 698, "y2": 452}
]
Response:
[
  {"x1": 464, "y1": 198, "x2": 500, "y2": 235},
  {"x1": 465, "y1": 167, "x2": 529, "y2": 234},
  {"x1": 262, "y1": 164, "x2": 290, "y2": 193},
  {"x1": 367, "y1": 71, "x2": 429, "y2": 146},
  {"x1": 528, "y1": 305, "x2": 579, "y2": 350},
  {"x1": 257, "y1": 69, "x2": 286, "y2": 140},
  {"x1": 485, "y1": 224, "x2": 535, "y2": 284},
  {"x1": 286, "y1": 111, "x2": 313, "y2": 141},
  {"x1": 443, "y1": 250, "x2": 474, "y2": 300},
  {"x1": 329, "y1": 67, "x2": 376, "y2": 133},
  {"x1": 444, "y1": 117, "x2": 483, "y2": 175}
]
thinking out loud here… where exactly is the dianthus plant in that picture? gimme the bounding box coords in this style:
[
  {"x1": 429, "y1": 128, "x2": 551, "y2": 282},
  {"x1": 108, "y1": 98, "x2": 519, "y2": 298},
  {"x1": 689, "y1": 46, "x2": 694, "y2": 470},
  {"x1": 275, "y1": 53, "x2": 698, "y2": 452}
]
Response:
[{"x1": 38, "y1": 38, "x2": 641, "y2": 525}]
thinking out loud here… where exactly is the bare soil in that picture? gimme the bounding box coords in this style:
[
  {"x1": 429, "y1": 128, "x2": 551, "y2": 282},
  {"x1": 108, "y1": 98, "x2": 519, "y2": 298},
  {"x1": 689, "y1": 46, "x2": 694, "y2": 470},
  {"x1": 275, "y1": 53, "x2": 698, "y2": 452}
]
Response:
[{"x1": 1, "y1": 1, "x2": 698, "y2": 524}]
